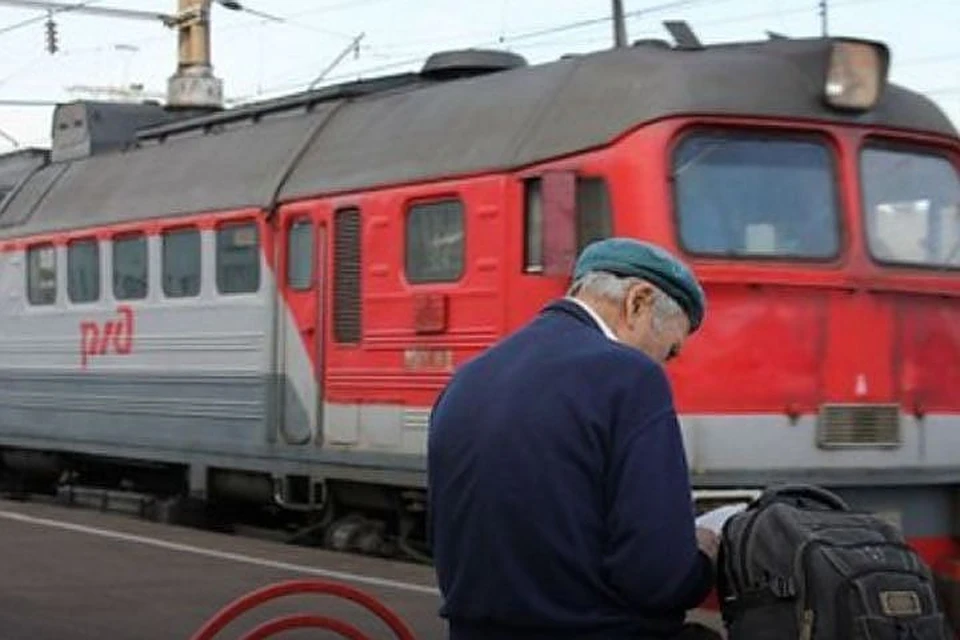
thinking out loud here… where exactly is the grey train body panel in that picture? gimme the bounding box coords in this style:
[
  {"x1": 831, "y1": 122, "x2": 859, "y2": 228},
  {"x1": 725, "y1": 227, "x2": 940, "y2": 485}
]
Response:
[
  {"x1": 0, "y1": 229, "x2": 422, "y2": 490},
  {"x1": 0, "y1": 238, "x2": 276, "y2": 455}
]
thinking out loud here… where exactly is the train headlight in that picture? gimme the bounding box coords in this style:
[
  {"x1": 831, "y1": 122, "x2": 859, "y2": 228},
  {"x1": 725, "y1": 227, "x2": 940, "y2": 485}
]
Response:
[{"x1": 824, "y1": 39, "x2": 889, "y2": 112}]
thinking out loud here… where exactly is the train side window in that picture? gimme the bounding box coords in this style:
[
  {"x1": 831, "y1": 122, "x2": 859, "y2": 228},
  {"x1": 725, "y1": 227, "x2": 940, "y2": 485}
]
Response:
[
  {"x1": 162, "y1": 227, "x2": 201, "y2": 298},
  {"x1": 216, "y1": 221, "x2": 260, "y2": 295},
  {"x1": 577, "y1": 178, "x2": 613, "y2": 250},
  {"x1": 406, "y1": 199, "x2": 464, "y2": 284},
  {"x1": 672, "y1": 133, "x2": 838, "y2": 259},
  {"x1": 67, "y1": 238, "x2": 100, "y2": 303},
  {"x1": 113, "y1": 233, "x2": 148, "y2": 300},
  {"x1": 26, "y1": 243, "x2": 57, "y2": 305},
  {"x1": 524, "y1": 176, "x2": 613, "y2": 273},
  {"x1": 287, "y1": 219, "x2": 314, "y2": 291},
  {"x1": 334, "y1": 208, "x2": 362, "y2": 344},
  {"x1": 524, "y1": 181, "x2": 544, "y2": 272}
]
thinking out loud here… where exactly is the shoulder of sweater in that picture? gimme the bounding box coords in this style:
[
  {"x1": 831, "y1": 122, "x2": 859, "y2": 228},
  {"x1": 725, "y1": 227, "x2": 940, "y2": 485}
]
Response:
[
  {"x1": 525, "y1": 310, "x2": 661, "y2": 374},
  {"x1": 575, "y1": 335, "x2": 660, "y2": 372}
]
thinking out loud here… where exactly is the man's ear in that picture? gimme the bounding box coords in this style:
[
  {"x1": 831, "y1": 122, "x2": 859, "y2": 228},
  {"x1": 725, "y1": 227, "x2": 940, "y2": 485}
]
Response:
[{"x1": 626, "y1": 281, "x2": 656, "y2": 317}]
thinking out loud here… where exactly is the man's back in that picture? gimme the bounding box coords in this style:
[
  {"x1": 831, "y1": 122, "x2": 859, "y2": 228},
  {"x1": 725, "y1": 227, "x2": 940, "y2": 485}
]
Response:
[{"x1": 427, "y1": 300, "x2": 713, "y2": 639}]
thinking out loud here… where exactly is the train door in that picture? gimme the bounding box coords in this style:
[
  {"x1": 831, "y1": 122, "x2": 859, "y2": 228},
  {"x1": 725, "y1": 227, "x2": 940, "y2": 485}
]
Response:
[{"x1": 277, "y1": 211, "x2": 326, "y2": 446}]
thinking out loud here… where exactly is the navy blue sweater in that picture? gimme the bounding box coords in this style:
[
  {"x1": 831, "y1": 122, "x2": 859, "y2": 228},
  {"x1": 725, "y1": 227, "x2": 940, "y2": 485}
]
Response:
[{"x1": 427, "y1": 300, "x2": 713, "y2": 639}]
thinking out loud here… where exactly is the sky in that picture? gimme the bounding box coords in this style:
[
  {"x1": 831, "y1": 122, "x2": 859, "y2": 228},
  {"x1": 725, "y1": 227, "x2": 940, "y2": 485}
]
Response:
[{"x1": 0, "y1": 0, "x2": 958, "y2": 151}]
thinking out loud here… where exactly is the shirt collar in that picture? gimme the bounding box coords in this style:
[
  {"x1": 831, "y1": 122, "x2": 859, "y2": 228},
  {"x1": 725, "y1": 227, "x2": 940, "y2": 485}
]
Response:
[{"x1": 565, "y1": 297, "x2": 618, "y2": 342}]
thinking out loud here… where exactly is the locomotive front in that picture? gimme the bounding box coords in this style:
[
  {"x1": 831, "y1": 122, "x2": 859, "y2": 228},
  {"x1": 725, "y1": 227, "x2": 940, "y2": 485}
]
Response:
[{"x1": 631, "y1": 37, "x2": 960, "y2": 620}]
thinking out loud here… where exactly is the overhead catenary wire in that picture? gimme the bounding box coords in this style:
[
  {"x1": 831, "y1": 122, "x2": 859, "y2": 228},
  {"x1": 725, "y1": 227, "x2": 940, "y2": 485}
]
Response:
[
  {"x1": 232, "y1": 0, "x2": 863, "y2": 100},
  {"x1": 481, "y1": 0, "x2": 711, "y2": 45},
  {"x1": 233, "y1": 0, "x2": 721, "y2": 101},
  {"x1": 0, "y1": 125, "x2": 20, "y2": 147},
  {"x1": 244, "y1": 0, "x2": 955, "y2": 108},
  {"x1": 350, "y1": 0, "x2": 894, "y2": 57},
  {"x1": 191, "y1": 0, "x2": 401, "y2": 41},
  {"x1": 0, "y1": 0, "x2": 99, "y2": 36}
]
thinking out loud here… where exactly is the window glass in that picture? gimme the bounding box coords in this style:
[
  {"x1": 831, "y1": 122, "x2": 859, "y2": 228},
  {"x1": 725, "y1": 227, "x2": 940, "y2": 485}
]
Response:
[
  {"x1": 406, "y1": 200, "x2": 464, "y2": 283},
  {"x1": 523, "y1": 177, "x2": 613, "y2": 272},
  {"x1": 68, "y1": 238, "x2": 100, "y2": 303},
  {"x1": 861, "y1": 146, "x2": 960, "y2": 268},
  {"x1": 673, "y1": 133, "x2": 839, "y2": 258},
  {"x1": 216, "y1": 222, "x2": 260, "y2": 294},
  {"x1": 163, "y1": 227, "x2": 201, "y2": 298},
  {"x1": 576, "y1": 177, "x2": 613, "y2": 251},
  {"x1": 113, "y1": 234, "x2": 147, "y2": 300},
  {"x1": 524, "y1": 182, "x2": 544, "y2": 272},
  {"x1": 27, "y1": 244, "x2": 56, "y2": 305},
  {"x1": 287, "y1": 220, "x2": 314, "y2": 290}
]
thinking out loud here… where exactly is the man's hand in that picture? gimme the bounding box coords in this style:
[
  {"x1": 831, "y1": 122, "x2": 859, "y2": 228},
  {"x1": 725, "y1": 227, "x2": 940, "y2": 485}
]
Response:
[{"x1": 695, "y1": 527, "x2": 719, "y2": 562}]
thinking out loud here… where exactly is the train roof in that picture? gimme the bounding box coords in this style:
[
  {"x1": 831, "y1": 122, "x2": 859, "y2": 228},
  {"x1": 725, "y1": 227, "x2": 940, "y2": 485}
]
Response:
[
  {"x1": 0, "y1": 148, "x2": 48, "y2": 196},
  {"x1": 0, "y1": 35, "x2": 956, "y2": 239}
]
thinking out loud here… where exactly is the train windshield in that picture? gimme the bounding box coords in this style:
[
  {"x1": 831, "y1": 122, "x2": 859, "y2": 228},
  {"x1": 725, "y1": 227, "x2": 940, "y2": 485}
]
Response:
[
  {"x1": 861, "y1": 146, "x2": 960, "y2": 269},
  {"x1": 672, "y1": 132, "x2": 839, "y2": 259}
]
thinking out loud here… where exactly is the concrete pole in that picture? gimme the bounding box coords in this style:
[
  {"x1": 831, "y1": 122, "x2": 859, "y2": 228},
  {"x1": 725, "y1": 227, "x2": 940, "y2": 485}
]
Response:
[{"x1": 167, "y1": 0, "x2": 223, "y2": 110}]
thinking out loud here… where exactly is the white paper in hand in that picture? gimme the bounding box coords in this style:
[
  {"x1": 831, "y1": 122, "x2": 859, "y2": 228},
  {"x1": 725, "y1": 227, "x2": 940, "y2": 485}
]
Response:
[{"x1": 695, "y1": 503, "x2": 749, "y2": 535}]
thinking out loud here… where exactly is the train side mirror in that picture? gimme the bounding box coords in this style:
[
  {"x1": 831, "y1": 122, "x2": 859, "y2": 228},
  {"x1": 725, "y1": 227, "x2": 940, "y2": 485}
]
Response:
[{"x1": 541, "y1": 170, "x2": 577, "y2": 277}]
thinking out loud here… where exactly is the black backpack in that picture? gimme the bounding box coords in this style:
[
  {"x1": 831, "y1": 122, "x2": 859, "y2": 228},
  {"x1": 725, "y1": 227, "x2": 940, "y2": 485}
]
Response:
[{"x1": 717, "y1": 484, "x2": 954, "y2": 639}]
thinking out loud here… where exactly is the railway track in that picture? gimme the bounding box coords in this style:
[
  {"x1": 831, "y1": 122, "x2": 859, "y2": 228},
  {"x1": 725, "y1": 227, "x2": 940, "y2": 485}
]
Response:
[{"x1": 1, "y1": 482, "x2": 433, "y2": 566}]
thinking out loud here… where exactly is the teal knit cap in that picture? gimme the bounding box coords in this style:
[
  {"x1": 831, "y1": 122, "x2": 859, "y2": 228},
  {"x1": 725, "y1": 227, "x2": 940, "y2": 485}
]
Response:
[{"x1": 573, "y1": 238, "x2": 706, "y2": 333}]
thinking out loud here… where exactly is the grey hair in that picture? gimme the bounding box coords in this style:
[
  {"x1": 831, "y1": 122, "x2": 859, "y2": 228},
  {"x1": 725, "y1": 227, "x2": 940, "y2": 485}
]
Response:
[{"x1": 569, "y1": 270, "x2": 685, "y2": 331}]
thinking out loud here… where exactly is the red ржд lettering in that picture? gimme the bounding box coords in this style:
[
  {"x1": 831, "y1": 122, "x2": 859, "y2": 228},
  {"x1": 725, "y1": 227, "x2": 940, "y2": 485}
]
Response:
[{"x1": 79, "y1": 305, "x2": 135, "y2": 368}]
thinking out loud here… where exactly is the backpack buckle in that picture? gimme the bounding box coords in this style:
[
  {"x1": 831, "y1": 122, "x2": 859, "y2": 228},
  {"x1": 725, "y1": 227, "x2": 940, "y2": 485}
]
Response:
[{"x1": 769, "y1": 576, "x2": 796, "y2": 599}]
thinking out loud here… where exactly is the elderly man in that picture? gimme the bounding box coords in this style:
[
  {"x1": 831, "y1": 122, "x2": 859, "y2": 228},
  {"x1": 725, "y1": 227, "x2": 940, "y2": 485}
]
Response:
[{"x1": 427, "y1": 238, "x2": 720, "y2": 640}]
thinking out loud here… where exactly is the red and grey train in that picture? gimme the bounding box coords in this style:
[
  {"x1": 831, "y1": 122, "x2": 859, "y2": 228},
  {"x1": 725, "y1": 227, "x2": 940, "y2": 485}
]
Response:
[{"x1": 0, "y1": 32, "x2": 958, "y2": 602}]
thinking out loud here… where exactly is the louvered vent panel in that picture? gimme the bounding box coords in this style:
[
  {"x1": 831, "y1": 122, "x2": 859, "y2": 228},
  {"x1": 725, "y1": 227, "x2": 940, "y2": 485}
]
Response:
[
  {"x1": 334, "y1": 209, "x2": 361, "y2": 344},
  {"x1": 817, "y1": 404, "x2": 901, "y2": 448}
]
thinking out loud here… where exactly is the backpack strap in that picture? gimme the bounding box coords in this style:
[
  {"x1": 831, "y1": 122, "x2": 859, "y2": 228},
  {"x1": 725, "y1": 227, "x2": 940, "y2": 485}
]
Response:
[
  {"x1": 721, "y1": 576, "x2": 798, "y2": 622},
  {"x1": 755, "y1": 484, "x2": 849, "y2": 512}
]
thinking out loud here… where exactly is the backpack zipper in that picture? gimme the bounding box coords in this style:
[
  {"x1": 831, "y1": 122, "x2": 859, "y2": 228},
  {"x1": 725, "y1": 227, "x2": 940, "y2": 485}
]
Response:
[
  {"x1": 740, "y1": 512, "x2": 858, "y2": 592},
  {"x1": 794, "y1": 537, "x2": 816, "y2": 639}
]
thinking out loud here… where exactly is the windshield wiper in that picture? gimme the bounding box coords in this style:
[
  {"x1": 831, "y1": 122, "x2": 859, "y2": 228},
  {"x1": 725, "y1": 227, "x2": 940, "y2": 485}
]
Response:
[{"x1": 670, "y1": 140, "x2": 729, "y2": 180}]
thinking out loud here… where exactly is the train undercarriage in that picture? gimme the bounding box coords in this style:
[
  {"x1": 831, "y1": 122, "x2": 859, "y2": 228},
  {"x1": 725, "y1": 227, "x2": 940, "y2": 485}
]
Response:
[{"x1": 0, "y1": 446, "x2": 432, "y2": 563}]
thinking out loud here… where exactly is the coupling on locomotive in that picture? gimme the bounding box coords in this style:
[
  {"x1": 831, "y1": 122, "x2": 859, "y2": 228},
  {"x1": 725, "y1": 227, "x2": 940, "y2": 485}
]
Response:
[{"x1": 0, "y1": 27, "x2": 957, "y2": 599}]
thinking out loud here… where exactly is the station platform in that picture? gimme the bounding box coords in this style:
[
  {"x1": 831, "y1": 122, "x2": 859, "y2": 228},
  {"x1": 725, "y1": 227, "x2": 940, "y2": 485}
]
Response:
[
  {"x1": 0, "y1": 498, "x2": 444, "y2": 639},
  {"x1": 0, "y1": 497, "x2": 727, "y2": 638}
]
